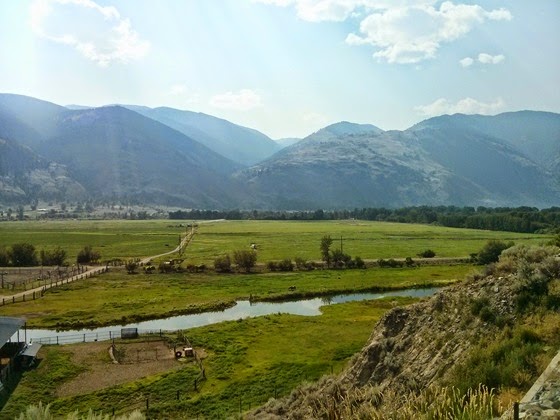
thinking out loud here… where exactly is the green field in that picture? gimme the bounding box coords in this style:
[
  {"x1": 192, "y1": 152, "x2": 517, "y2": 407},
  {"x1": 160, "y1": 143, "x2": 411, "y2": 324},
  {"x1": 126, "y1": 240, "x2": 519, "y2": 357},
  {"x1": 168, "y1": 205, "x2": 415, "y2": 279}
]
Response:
[
  {"x1": 178, "y1": 220, "x2": 550, "y2": 263},
  {"x1": 2, "y1": 297, "x2": 418, "y2": 419},
  {"x1": 0, "y1": 219, "x2": 551, "y2": 264},
  {"x1": 0, "y1": 220, "x2": 186, "y2": 261},
  {"x1": 0, "y1": 265, "x2": 470, "y2": 328}
]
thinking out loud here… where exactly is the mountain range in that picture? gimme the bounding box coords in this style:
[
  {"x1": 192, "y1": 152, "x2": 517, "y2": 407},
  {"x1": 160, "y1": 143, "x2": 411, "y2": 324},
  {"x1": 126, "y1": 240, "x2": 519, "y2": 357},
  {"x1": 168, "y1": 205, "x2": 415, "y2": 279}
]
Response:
[{"x1": 0, "y1": 93, "x2": 558, "y2": 209}]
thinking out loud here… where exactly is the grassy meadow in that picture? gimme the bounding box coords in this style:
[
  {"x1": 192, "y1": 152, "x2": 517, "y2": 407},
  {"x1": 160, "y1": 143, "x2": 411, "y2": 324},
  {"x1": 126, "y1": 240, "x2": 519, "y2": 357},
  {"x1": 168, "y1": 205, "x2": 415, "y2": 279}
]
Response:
[
  {"x1": 0, "y1": 264, "x2": 470, "y2": 328},
  {"x1": 2, "y1": 297, "x2": 418, "y2": 419},
  {"x1": 183, "y1": 219, "x2": 550, "y2": 263}
]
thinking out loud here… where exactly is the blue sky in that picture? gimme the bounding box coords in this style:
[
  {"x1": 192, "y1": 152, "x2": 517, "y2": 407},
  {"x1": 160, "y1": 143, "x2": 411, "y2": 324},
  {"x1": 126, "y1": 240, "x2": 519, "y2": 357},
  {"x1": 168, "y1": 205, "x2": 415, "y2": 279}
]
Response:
[{"x1": 0, "y1": 0, "x2": 559, "y2": 139}]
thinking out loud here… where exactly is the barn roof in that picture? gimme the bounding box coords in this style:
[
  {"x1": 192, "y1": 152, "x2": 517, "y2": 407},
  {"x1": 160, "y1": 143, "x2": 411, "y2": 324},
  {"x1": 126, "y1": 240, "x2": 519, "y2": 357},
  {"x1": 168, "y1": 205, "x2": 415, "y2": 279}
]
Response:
[{"x1": 0, "y1": 317, "x2": 25, "y2": 347}]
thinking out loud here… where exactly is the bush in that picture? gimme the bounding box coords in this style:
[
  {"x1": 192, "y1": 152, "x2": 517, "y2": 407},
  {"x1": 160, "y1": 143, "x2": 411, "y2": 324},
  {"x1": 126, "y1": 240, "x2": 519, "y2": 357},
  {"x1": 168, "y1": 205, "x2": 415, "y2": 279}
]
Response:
[
  {"x1": 277, "y1": 259, "x2": 294, "y2": 272},
  {"x1": 76, "y1": 245, "x2": 101, "y2": 264},
  {"x1": 405, "y1": 256, "x2": 415, "y2": 267},
  {"x1": 354, "y1": 256, "x2": 365, "y2": 269},
  {"x1": 233, "y1": 250, "x2": 257, "y2": 273},
  {"x1": 477, "y1": 240, "x2": 513, "y2": 265},
  {"x1": 214, "y1": 254, "x2": 232, "y2": 273},
  {"x1": 40, "y1": 246, "x2": 67, "y2": 266},
  {"x1": 266, "y1": 261, "x2": 277, "y2": 271},
  {"x1": 417, "y1": 249, "x2": 436, "y2": 258},
  {"x1": 9, "y1": 242, "x2": 38, "y2": 266},
  {"x1": 125, "y1": 260, "x2": 138, "y2": 274},
  {"x1": 0, "y1": 246, "x2": 9, "y2": 266}
]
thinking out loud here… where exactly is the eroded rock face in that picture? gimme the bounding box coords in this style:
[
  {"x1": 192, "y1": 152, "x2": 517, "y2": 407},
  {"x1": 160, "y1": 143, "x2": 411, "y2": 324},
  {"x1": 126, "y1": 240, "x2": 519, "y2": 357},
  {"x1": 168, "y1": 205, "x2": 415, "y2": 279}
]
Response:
[{"x1": 344, "y1": 275, "x2": 518, "y2": 392}]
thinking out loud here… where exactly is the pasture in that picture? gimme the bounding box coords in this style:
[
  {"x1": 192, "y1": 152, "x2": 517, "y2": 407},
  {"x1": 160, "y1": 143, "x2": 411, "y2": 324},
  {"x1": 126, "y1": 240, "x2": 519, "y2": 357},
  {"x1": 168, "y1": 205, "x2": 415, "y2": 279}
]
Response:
[{"x1": 2, "y1": 297, "x2": 418, "y2": 419}]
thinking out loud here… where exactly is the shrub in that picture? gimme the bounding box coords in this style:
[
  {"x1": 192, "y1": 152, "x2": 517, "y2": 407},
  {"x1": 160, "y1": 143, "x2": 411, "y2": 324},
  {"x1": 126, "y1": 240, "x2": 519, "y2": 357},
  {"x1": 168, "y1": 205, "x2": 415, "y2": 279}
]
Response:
[
  {"x1": 266, "y1": 261, "x2": 277, "y2": 271},
  {"x1": 40, "y1": 246, "x2": 67, "y2": 266},
  {"x1": 214, "y1": 254, "x2": 232, "y2": 273},
  {"x1": 233, "y1": 250, "x2": 257, "y2": 273},
  {"x1": 354, "y1": 256, "x2": 365, "y2": 269},
  {"x1": 0, "y1": 246, "x2": 9, "y2": 266},
  {"x1": 477, "y1": 240, "x2": 513, "y2": 265},
  {"x1": 76, "y1": 245, "x2": 100, "y2": 264},
  {"x1": 125, "y1": 260, "x2": 138, "y2": 274},
  {"x1": 9, "y1": 242, "x2": 38, "y2": 266},
  {"x1": 417, "y1": 249, "x2": 436, "y2": 258},
  {"x1": 277, "y1": 259, "x2": 294, "y2": 272},
  {"x1": 405, "y1": 257, "x2": 415, "y2": 267}
]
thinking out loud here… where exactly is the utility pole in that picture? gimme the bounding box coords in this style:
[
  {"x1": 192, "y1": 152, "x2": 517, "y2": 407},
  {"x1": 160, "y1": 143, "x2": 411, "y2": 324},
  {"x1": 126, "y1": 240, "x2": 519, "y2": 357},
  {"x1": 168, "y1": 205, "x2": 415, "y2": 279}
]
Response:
[{"x1": 340, "y1": 235, "x2": 343, "y2": 253}]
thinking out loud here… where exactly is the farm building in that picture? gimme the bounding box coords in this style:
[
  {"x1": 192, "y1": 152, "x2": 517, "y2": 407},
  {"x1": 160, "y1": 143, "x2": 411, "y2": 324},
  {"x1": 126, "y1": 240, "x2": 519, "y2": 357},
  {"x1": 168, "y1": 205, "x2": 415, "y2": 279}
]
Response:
[{"x1": 0, "y1": 317, "x2": 40, "y2": 389}]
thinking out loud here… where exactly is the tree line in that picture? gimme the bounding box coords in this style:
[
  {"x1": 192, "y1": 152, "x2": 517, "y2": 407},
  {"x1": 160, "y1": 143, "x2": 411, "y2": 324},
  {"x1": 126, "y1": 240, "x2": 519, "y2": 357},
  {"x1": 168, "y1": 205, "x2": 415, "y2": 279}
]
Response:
[
  {"x1": 169, "y1": 206, "x2": 560, "y2": 234},
  {"x1": 0, "y1": 243, "x2": 101, "y2": 267}
]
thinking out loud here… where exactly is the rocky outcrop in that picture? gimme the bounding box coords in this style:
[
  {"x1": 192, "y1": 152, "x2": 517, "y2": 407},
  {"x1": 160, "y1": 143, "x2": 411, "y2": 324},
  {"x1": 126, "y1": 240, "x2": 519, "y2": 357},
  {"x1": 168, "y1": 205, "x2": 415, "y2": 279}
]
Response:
[{"x1": 343, "y1": 274, "x2": 517, "y2": 392}]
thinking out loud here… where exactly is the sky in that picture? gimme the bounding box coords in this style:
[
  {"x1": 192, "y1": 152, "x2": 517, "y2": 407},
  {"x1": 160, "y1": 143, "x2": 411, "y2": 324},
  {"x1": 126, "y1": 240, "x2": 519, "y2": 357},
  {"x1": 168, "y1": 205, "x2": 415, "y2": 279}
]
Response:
[{"x1": 0, "y1": 0, "x2": 559, "y2": 139}]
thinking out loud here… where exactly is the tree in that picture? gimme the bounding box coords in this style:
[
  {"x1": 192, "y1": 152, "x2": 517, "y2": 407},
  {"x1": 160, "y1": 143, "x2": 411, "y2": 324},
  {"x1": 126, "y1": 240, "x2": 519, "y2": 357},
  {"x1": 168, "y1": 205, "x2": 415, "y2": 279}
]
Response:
[
  {"x1": 320, "y1": 235, "x2": 333, "y2": 267},
  {"x1": 0, "y1": 246, "x2": 9, "y2": 266},
  {"x1": 16, "y1": 205, "x2": 24, "y2": 221},
  {"x1": 76, "y1": 245, "x2": 101, "y2": 264},
  {"x1": 477, "y1": 240, "x2": 513, "y2": 265},
  {"x1": 9, "y1": 243, "x2": 38, "y2": 266},
  {"x1": 40, "y1": 247, "x2": 67, "y2": 266},
  {"x1": 233, "y1": 250, "x2": 257, "y2": 273},
  {"x1": 331, "y1": 249, "x2": 352, "y2": 268},
  {"x1": 125, "y1": 260, "x2": 138, "y2": 274},
  {"x1": 214, "y1": 254, "x2": 232, "y2": 273}
]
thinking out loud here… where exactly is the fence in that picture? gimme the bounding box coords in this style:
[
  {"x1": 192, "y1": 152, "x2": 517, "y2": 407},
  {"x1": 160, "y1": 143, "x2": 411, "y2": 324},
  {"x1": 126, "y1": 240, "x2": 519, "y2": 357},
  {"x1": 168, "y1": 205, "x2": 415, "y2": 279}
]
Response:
[
  {"x1": 0, "y1": 267, "x2": 107, "y2": 307},
  {"x1": 31, "y1": 328, "x2": 167, "y2": 345}
]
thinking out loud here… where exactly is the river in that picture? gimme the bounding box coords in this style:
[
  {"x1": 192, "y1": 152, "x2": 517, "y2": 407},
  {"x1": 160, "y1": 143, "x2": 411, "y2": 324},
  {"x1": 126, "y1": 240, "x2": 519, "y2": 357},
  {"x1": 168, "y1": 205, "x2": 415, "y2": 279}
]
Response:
[{"x1": 21, "y1": 287, "x2": 440, "y2": 344}]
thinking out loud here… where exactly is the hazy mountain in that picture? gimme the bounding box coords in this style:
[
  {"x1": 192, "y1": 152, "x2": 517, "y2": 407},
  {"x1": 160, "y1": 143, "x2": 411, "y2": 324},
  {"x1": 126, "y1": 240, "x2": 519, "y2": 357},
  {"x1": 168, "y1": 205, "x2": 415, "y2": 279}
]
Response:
[
  {"x1": 65, "y1": 104, "x2": 94, "y2": 110},
  {"x1": 239, "y1": 112, "x2": 560, "y2": 209},
  {"x1": 123, "y1": 106, "x2": 281, "y2": 165},
  {"x1": 0, "y1": 137, "x2": 86, "y2": 203},
  {"x1": 0, "y1": 93, "x2": 67, "y2": 147},
  {"x1": 1, "y1": 94, "x2": 558, "y2": 209},
  {"x1": 34, "y1": 105, "x2": 247, "y2": 207},
  {"x1": 275, "y1": 138, "x2": 301, "y2": 148},
  {"x1": 413, "y1": 111, "x2": 560, "y2": 173}
]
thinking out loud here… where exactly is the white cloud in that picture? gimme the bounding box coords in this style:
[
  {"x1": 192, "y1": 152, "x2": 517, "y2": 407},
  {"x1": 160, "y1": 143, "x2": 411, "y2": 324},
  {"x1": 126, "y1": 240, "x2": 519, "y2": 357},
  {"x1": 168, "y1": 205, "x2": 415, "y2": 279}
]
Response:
[
  {"x1": 477, "y1": 53, "x2": 505, "y2": 64},
  {"x1": 415, "y1": 97, "x2": 505, "y2": 116},
  {"x1": 256, "y1": 0, "x2": 512, "y2": 64},
  {"x1": 30, "y1": 0, "x2": 150, "y2": 67},
  {"x1": 460, "y1": 52, "x2": 505, "y2": 67},
  {"x1": 210, "y1": 89, "x2": 263, "y2": 111},
  {"x1": 459, "y1": 57, "x2": 473, "y2": 67}
]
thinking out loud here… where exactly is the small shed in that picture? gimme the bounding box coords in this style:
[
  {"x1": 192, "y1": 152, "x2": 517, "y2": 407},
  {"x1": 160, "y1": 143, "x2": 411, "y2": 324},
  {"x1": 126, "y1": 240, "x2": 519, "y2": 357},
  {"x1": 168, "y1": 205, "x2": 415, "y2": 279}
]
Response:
[
  {"x1": 0, "y1": 317, "x2": 27, "y2": 384},
  {"x1": 19, "y1": 342, "x2": 42, "y2": 368}
]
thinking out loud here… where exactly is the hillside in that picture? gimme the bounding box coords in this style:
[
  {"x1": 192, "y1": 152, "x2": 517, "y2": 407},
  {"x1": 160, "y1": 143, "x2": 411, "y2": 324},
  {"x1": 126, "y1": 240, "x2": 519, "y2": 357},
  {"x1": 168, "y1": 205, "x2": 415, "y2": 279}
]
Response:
[
  {"x1": 36, "y1": 106, "x2": 248, "y2": 207},
  {"x1": 250, "y1": 243, "x2": 560, "y2": 418},
  {"x1": 124, "y1": 105, "x2": 281, "y2": 165},
  {"x1": 0, "y1": 137, "x2": 85, "y2": 203},
  {"x1": 239, "y1": 114, "x2": 560, "y2": 209}
]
